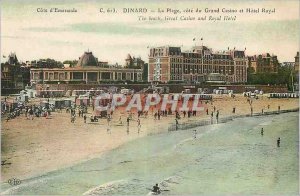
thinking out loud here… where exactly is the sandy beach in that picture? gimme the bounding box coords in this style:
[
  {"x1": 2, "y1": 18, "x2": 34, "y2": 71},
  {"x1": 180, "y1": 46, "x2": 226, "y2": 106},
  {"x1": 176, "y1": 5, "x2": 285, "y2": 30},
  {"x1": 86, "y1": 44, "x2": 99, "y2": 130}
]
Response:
[{"x1": 1, "y1": 94, "x2": 299, "y2": 182}]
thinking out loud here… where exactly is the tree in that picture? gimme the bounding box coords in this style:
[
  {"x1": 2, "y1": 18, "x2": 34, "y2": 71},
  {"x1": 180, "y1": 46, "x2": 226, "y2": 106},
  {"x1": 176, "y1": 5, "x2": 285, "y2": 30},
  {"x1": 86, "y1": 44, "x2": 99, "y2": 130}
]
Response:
[{"x1": 247, "y1": 65, "x2": 296, "y2": 91}]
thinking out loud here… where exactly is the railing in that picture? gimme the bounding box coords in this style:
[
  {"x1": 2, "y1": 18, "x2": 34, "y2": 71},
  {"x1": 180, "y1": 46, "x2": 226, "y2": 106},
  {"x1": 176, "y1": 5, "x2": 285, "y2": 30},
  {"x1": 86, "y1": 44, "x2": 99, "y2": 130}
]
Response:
[{"x1": 168, "y1": 108, "x2": 299, "y2": 132}]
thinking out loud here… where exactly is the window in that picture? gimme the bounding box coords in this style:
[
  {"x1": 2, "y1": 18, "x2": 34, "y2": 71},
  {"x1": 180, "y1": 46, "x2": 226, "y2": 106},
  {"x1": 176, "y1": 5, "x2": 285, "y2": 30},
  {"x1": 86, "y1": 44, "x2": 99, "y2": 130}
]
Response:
[{"x1": 54, "y1": 72, "x2": 58, "y2": 80}]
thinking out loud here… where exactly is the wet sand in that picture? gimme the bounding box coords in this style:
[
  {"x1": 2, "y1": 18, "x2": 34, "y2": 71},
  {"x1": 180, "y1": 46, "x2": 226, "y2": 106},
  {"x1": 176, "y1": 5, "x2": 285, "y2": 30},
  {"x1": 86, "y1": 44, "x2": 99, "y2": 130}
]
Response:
[{"x1": 1, "y1": 94, "x2": 299, "y2": 182}]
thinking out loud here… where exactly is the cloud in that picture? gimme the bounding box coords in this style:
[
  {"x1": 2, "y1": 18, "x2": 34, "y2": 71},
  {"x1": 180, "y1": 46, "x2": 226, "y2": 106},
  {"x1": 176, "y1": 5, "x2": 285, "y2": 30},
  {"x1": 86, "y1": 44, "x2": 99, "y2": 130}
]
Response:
[{"x1": 1, "y1": 0, "x2": 299, "y2": 64}]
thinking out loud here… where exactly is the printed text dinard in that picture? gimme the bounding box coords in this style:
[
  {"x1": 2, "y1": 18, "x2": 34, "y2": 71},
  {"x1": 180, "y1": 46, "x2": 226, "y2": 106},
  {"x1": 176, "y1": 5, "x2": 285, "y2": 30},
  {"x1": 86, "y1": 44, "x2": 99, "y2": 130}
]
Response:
[{"x1": 119, "y1": 8, "x2": 275, "y2": 14}]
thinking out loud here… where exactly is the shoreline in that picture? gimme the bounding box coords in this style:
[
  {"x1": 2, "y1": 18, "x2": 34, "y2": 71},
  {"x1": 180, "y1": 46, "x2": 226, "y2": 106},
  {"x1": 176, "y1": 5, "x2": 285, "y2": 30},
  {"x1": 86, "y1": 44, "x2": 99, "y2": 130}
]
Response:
[{"x1": 169, "y1": 108, "x2": 300, "y2": 131}]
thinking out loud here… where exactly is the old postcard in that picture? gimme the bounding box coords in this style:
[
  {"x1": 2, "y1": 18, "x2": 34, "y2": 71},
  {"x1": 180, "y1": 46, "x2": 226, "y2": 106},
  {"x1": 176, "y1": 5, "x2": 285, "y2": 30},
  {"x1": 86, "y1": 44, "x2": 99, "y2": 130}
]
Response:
[{"x1": 1, "y1": 0, "x2": 299, "y2": 195}]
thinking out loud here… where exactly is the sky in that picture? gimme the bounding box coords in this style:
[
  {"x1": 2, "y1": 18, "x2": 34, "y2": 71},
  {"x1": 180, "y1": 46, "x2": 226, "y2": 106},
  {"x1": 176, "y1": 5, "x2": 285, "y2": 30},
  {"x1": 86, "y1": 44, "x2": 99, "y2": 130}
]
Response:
[{"x1": 1, "y1": 0, "x2": 299, "y2": 65}]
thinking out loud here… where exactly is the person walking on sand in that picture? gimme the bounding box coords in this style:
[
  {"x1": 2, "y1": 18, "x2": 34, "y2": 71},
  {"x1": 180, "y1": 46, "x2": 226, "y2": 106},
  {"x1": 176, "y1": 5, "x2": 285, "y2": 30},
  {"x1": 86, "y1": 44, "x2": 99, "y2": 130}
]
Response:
[
  {"x1": 194, "y1": 130, "x2": 197, "y2": 139},
  {"x1": 206, "y1": 108, "x2": 209, "y2": 115},
  {"x1": 261, "y1": 128, "x2": 264, "y2": 136}
]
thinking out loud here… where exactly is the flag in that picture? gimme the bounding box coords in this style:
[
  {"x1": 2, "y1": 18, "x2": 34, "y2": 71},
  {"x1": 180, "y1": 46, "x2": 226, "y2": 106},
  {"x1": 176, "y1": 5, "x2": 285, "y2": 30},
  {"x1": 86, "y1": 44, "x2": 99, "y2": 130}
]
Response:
[{"x1": 193, "y1": 38, "x2": 196, "y2": 41}]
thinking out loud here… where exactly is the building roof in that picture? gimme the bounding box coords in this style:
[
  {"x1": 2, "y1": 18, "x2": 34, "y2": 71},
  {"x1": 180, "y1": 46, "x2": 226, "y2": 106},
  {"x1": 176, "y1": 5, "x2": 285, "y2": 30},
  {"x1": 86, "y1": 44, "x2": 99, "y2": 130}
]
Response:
[{"x1": 76, "y1": 51, "x2": 98, "y2": 67}]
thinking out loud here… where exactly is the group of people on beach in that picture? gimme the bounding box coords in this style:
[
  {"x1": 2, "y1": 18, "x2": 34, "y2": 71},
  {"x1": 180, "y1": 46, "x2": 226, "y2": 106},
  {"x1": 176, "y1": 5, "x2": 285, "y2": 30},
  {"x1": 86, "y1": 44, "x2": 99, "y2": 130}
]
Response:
[{"x1": 4, "y1": 101, "x2": 52, "y2": 122}]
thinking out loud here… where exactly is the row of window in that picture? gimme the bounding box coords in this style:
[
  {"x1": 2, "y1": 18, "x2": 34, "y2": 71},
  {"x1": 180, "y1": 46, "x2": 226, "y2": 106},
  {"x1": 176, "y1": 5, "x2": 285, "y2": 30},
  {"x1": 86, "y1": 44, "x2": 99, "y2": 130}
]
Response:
[
  {"x1": 32, "y1": 72, "x2": 142, "y2": 81},
  {"x1": 170, "y1": 58, "x2": 237, "y2": 64},
  {"x1": 171, "y1": 64, "x2": 236, "y2": 69},
  {"x1": 235, "y1": 61, "x2": 247, "y2": 65}
]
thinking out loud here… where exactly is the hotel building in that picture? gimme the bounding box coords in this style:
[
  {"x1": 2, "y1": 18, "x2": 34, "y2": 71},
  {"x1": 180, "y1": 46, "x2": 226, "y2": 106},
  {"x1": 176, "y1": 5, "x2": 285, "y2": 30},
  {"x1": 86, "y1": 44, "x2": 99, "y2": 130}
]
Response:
[
  {"x1": 148, "y1": 46, "x2": 248, "y2": 84},
  {"x1": 248, "y1": 53, "x2": 279, "y2": 74}
]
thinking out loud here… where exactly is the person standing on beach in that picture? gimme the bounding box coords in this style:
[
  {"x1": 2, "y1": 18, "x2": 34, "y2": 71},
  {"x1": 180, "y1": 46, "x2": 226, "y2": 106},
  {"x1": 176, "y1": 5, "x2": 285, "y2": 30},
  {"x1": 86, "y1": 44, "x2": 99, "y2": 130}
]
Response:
[
  {"x1": 25, "y1": 108, "x2": 28, "y2": 118},
  {"x1": 84, "y1": 114, "x2": 86, "y2": 123},
  {"x1": 206, "y1": 108, "x2": 209, "y2": 115},
  {"x1": 216, "y1": 110, "x2": 219, "y2": 123},
  {"x1": 261, "y1": 128, "x2": 264, "y2": 136},
  {"x1": 278, "y1": 105, "x2": 281, "y2": 112},
  {"x1": 194, "y1": 130, "x2": 197, "y2": 139},
  {"x1": 71, "y1": 114, "x2": 75, "y2": 123},
  {"x1": 211, "y1": 111, "x2": 213, "y2": 124},
  {"x1": 175, "y1": 118, "x2": 179, "y2": 130},
  {"x1": 188, "y1": 111, "x2": 191, "y2": 118},
  {"x1": 232, "y1": 107, "x2": 236, "y2": 114},
  {"x1": 127, "y1": 117, "x2": 130, "y2": 126},
  {"x1": 277, "y1": 137, "x2": 280, "y2": 147},
  {"x1": 250, "y1": 107, "x2": 253, "y2": 116},
  {"x1": 137, "y1": 118, "x2": 141, "y2": 134},
  {"x1": 29, "y1": 108, "x2": 34, "y2": 120}
]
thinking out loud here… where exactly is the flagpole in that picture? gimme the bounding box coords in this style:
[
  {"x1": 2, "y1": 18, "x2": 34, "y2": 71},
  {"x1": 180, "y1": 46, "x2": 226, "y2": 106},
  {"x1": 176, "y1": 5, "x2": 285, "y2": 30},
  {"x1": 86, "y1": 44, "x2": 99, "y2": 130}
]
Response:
[{"x1": 291, "y1": 69, "x2": 294, "y2": 92}]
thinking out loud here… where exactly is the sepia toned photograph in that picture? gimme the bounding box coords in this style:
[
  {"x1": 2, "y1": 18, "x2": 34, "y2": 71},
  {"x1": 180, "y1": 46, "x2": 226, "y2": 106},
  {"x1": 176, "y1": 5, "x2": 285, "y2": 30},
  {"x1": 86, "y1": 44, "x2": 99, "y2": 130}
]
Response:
[{"x1": 1, "y1": 0, "x2": 299, "y2": 195}]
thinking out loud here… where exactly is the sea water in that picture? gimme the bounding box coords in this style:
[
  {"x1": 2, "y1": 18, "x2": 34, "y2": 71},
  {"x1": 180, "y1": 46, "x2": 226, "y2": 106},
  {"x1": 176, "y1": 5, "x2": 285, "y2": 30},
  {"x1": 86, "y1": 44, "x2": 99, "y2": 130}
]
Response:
[{"x1": 1, "y1": 112, "x2": 299, "y2": 195}]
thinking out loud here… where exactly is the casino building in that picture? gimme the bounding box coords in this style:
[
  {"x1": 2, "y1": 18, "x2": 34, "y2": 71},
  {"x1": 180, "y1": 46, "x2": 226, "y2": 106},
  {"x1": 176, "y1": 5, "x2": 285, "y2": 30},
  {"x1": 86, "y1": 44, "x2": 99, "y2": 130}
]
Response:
[
  {"x1": 30, "y1": 51, "x2": 143, "y2": 85},
  {"x1": 148, "y1": 46, "x2": 248, "y2": 84}
]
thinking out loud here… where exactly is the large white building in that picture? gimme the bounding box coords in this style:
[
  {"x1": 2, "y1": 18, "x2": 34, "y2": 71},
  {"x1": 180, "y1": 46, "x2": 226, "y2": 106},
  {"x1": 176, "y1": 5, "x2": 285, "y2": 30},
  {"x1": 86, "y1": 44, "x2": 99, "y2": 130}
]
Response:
[{"x1": 30, "y1": 51, "x2": 143, "y2": 85}]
